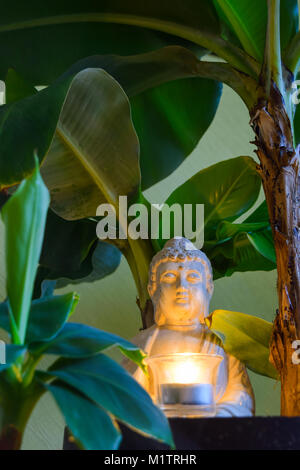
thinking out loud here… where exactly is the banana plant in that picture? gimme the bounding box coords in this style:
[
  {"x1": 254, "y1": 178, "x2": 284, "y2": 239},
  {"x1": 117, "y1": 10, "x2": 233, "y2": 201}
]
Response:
[
  {"x1": 0, "y1": 160, "x2": 173, "y2": 450},
  {"x1": 0, "y1": 0, "x2": 300, "y2": 416}
]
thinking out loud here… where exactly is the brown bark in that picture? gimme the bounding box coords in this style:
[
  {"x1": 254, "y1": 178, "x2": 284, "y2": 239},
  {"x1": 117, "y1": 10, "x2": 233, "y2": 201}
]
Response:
[
  {"x1": 137, "y1": 297, "x2": 154, "y2": 329},
  {"x1": 0, "y1": 425, "x2": 21, "y2": 450},
  {"x1": 250, "y1": 84, "x2": 300, "y2": 415}
]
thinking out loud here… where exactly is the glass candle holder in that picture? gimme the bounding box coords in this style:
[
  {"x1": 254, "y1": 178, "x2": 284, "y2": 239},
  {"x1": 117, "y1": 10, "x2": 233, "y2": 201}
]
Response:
[{"x1": 146, "y1": 353, "x2": 223, "y2": 418}]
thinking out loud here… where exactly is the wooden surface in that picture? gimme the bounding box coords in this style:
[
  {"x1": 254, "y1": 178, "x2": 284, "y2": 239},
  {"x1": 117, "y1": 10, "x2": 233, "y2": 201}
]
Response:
[{"x1": 64, "y1": 417, "x2": 300, "y2": 450}]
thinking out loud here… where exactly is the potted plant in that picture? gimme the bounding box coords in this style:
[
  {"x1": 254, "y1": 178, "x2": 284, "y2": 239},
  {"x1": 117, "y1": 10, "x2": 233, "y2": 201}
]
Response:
[{"x1": 0, "y1": 0, "x2": 300, "y2": 449}]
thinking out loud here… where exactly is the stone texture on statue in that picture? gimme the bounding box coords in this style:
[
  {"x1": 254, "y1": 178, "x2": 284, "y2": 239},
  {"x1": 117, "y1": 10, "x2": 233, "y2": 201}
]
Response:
[{"x1": 123, "y1": 237, "x2": 255, "y2": 417}]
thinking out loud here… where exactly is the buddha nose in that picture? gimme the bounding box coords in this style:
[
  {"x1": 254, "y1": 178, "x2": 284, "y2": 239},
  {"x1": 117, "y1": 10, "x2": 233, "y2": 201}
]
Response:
[{"x1": 176, "y1": 274, "x2": 188, "y2": 290}]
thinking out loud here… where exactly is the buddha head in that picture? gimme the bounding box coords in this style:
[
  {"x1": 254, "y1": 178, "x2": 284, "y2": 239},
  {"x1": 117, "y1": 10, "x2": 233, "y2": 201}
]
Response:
[{"x1": 148, "y1": 237, "x2": 214, "y2": 327}]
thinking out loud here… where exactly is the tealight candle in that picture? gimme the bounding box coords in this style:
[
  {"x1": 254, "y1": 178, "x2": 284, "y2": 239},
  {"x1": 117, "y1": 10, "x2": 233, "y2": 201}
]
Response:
[
  {"x1": 161, "y1": 383, "x2": 214, "y2": 406},
  {"x1": 146, "y1": 353, "x2": 223, "y2": 417}
]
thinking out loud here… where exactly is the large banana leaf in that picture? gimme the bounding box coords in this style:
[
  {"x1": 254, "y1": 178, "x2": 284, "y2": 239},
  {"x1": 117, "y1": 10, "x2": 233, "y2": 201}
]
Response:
[
  {"x1": 5, "y1": 68, "x2": 37, "y2": 104},
  {"x1": 216, "y1": 218, "x2": 276, "y2": 264},
  {"x1": 208, "y1": 229, "x2": 276, "y2": 279},
  {"x1": 213, "y1": 0, "x2": 298, "y2": 62},
  {"x1": 132, "y1": 78, "x2": 222, "y2": 189},
  {"x1": 153, "y1": 157, "x2": 274, "y2": 278},
  {"x1": 37, "y1": 201, "x2": 121, "y2": 290},
  {"x1": 207, "y1": 309, "x2": 278, "y2": 379},
  {"x1": 159, "y1": 156, "x2": 261, "y2": 245},
  {"x1": 204, "y1": 199, "x2": 276, "y2": 279},
  {"x1": 0, "y1": 1, "x2": 220, "y2": 84},
  {"x1": 0, "y1": 62, "x2": 150, "y2": 302},
  {"x1": 0, "y1": 47, "x2": 222, "y2": 192},
  {"x1": 38, "y1": 210, "x2": 104, "y2": 282},
  {"x1": 42, "y1": 68, "x2": 139, "y2": 220}
]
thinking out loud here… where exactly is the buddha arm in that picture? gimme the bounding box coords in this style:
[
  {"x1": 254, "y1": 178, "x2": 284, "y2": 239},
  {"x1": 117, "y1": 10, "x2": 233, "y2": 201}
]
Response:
[{"x1": 216, "y1": 354, "x2": 255, "y2": 417}]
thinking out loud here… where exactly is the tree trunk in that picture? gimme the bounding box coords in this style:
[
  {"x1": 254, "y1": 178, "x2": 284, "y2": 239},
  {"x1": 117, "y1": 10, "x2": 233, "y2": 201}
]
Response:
[{"x1": 250, "y1": 84, "x2": 300, "y2": 415}]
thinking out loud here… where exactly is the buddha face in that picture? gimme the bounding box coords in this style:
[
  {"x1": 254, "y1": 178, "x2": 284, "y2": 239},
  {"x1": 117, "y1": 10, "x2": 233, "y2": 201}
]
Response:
[{"x1": 153, "y1": 260, "x2": 210, "y2": 326}]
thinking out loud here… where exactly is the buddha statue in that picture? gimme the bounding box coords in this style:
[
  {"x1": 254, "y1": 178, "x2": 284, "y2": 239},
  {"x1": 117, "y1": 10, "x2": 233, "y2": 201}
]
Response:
[{"x1": 123, "y1": 237, "x2": 255, "y2": 417}]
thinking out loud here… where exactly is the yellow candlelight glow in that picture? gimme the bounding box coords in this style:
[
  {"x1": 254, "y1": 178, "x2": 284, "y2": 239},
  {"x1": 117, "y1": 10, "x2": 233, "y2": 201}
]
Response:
[{"x1": 167, "y1": 356, "x2": 203, "y2": 384}]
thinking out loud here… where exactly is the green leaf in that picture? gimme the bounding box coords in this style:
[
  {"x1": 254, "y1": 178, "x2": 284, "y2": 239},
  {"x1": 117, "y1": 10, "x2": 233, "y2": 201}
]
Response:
[
  {"x1": 1, "y1": 159, "x2": 50, "y2": 344},
  {"x1": 61, "y1": 46, "x2": 222, "y2": 192},
  {"x1": 55, "y1": 241, "x2": 122, "y2": 288},
  {"x1": 244, "y1": 200, "x2": 269, "y2": 223},
  {"x1": 25, "y1": 293, "x2": 79, "y2": 343},
  {"x1": 46, "y1": 381, "x2": 121, "y2": 450},
  {"x1": 5, "y1": 68, "x2": 37, "y2": 104},
  {"x1": 0, "y1": 1, "x2": 220, "y2": 84},
  {"x1": 39, "y1": 209, "x2": 98, "y2": 273},
  {"x1": 0, "y1": 344, "x2": 26, "y2": 372},
  {"x1": 161, "y1": 156, "x2": 261, "y2": 244},
  {"x1": 230, "y1": 230, "x2": 275, "y2": 272},
  {"x1": 40, "y1": 280, "x2": 57, "y2": 298},
  {"x1": 34, "y1": 209, "x2": 121, "y2": 290},
  {"x1": 202, "y1": 199, "x2": 274, "y2": 279},
  {"x1": 216, "y1": 220, "x2": 270, "y2": 240},
  {"x1": 133, "y1": 78, "x2": 222, "y2": 190},
  {"x1": 20, "y1": 69, "x2": 139, "y2": 220},
  {"x1": 0, "y1": 293, "x2": 79, "y2": 343},
  {"x1": 119, "y1": 347, "x2": 148, "y2": 376},
  {"x1": 294, "y1": 95, "x2": 300, "y2": 145},
  {"x1": 216, "y1": 217, "x2": 276, "y2": 264},
  {"x1": 213, "y1": 0, "x2": 298, "y2": 62},
  {"x1": 247, "y1": 229, "x2": 276, "y2": 264},
  {"x1": 29, "y1": 323, "x2": 146, "y2": 367},
  {"x1": 207, "y1": 309, "x2": 278, "y2": 379},
  {"x1": 47, "y1": 354, "x2": 173, "y2": 446},
  {"x1": 205, "y1": 227, "x2": 276, "y2": 279}
]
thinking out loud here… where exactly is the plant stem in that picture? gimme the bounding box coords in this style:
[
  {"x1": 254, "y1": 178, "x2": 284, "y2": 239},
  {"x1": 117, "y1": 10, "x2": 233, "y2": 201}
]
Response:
[
  {"x1": 194, "y1": 61, "x2": 258, "y2": 109},
  {"x1": 122, "y1": 238, "x2": 154, "y2": 310},
  {"x1": 22, "y1": 354, "x2": 43, "y2": 387},
  {"x1": 0, "y1": 13, "x2": 260, "y2": 79},
  {"x1": 0, "y1": 379, "x2": 45, "y2": 449},
  {"x1": 262, "y1": 0, "x2": 284, "y2": 97}
]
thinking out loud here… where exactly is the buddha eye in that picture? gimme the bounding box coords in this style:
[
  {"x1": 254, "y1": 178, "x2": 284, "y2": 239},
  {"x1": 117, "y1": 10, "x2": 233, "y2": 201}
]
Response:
[
  {"x1": 187, "y1": 272, "x2": 202, "y2": 282},
  {"x1": 161, "y1": 272, "x2": 176, "y2": 282}
]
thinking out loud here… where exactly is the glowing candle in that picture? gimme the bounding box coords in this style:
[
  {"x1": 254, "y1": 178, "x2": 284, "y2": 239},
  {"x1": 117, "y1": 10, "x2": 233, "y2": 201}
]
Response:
[{"x1": 146, "y1": 353, "x2": 223, "y2": 417}]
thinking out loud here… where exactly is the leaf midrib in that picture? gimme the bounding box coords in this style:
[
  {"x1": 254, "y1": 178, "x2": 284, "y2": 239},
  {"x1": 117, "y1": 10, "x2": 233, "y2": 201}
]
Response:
[{"x1": 56, "y1": 124, "x2": 117, "y2": 207}]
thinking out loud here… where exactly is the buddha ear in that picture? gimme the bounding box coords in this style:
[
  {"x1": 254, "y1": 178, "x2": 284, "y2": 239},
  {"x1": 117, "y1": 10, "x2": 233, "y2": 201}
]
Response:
[
  {"x1": 207, "y1": 278, "x2": 214, "y2": 297},
  {"x1": 148, "y1": 274, "x2": 156, "y2": 298}
]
